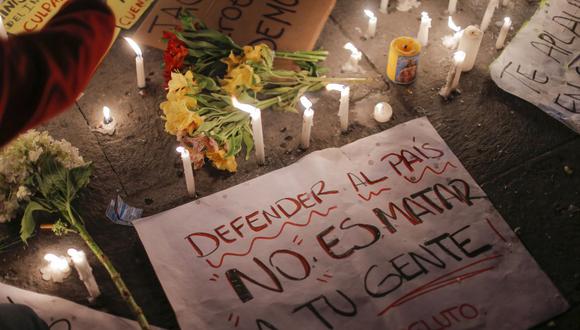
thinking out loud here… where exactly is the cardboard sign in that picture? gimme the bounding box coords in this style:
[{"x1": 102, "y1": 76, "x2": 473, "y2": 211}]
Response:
[
  {"x1": 0, "y1": 282, "x2": 159, "y2": 329},
  {"x1": 134, "y1": 117, "x2": 568, "y2": 329},
  {"x1": 490, "y1": 0, "x2": 580, "y2": 134},
  {"x1": 134, "y1": 0, "x2": 335, "y2": 51},
  {"x1": 107, "y1": 0, "x2": 155, "y2": 29},
  {"x1": 0, "y1": 0, "x2": 67, "y2": 34}
]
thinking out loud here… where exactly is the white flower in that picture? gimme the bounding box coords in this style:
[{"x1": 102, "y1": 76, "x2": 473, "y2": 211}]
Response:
[
  {"x1": 28, "y1": 147, "x2": 43, "y2": 162},
  {"x1": 16, "y1": 186, "x2": 31, "y2": 201}
]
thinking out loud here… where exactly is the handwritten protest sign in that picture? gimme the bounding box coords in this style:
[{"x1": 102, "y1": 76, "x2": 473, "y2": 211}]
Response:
[
  {"x1": 134, "y1": 117, "x2": 568, "y2": 329},
  {"x1": 0, "y1": 0, "x2": 66, "y2": 34},
  {"x1": 107, "y1": 0, "x2": 155, "y2": 29},
  {"x1": 0, "y1": 282, "x2": 155, "y2": 329},
  {"x1": 490, "y1": 0, "x2": 580, "y2": 133}
]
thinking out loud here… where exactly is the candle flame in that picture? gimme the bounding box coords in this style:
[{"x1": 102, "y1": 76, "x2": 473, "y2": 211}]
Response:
[
  {"x1": 103, "y1": 106, "x2": 111, "y2": 120},
  {"x1": 67, "y1": 248, "x2": 85, "y2": 263},
  {"x1": 453, "y1": 51, "x2": 466, "y2": 63},
  {"x1": 124, "y1": 37, "x2": 142, "y2": 57},
  {"x1": 232, "y1": 96, "x2": 260, "y2": 118},
  {"x1": 504, "y1": 17, "x2": 512, "y2": 25},
  {"x1": 326, "y1": 83, "x2": 346, "y2": 92},
  {"x1": 300, "y1": 96, "x2": 313, "y2": 109},
  {"x1": 448, "y1": 16, "x2": 461, "y2": 32},
  {"x1": 364, "y1": 9, "x2": 375, "y2": 19},
  {"x1": 176, "y1": 146, "x2": 189, "y2": 157},
  {"x1": 44, "y1": 253, "x2": 69, "y2": 271},
  {"x1": 44, "y1": 253, "x2": 58, "y2": 263},
  {"x1": 344, "y1": 42, "x2": 359, "y2": 55},
  {"x1": 421, "y1": 11, "x2": 429, "y2": 19}
]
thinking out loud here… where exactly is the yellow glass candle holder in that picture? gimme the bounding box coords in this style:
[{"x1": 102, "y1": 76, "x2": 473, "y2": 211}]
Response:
[{"x1": 386, "y1": 37, "x2": 421, "y2": 84}]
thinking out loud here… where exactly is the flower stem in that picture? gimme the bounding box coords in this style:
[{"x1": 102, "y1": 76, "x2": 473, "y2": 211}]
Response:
[{"x1": 66, "y1": 206, "x2": 150, "y2": 330}]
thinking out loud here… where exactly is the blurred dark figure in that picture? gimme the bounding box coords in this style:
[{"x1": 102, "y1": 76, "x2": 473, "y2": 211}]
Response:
[{"x1": 0, "y1": 0, "x2": 116, "y2": 146}]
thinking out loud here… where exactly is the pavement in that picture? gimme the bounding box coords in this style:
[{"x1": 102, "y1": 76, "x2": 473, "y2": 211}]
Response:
[{"x1": 0, "y1": 0, "x2": 578, "y2": 329}]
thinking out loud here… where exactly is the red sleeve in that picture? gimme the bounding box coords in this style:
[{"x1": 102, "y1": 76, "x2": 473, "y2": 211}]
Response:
[{"x1": 0, "y1": 0, "x2": 115, "y2": 146}]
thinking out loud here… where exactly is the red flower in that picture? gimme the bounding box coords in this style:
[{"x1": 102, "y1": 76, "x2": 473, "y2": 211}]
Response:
[{"x1": 163, "y1": 31, "x2": 189, "y2": 84}]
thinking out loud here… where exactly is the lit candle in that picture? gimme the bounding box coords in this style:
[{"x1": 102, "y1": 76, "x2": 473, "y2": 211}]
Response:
[
  {"x1": 300, "y1": 96, "x2": 314, "y2": 149},
  {"x1": 380, "y1": 0, "x2": 389, "y2": 13},
  {"x1": 41, "y1": 253, "x2": 71, "y2": 283},
  {"x1": 417, "y1": 11, "x2": 432, "y2": 47},
  {"x1": 102, "y1": 106, "x2": 113, "y2": 125},
  {"x1": 364, "y1": 9, "x2": 377, "y2": 38},
  {"x1": 0, "y1": 16, "x2": 8, "y2": 41},
  {"x1": 480, "y1": 0, "x2": 499, "y2": 32},
  {"x1": 342, "y1": 42, "x2": 363, "y2": 73},
  {"x1": 373, "y1": 102, "x2": 393, "y2": 123},
  {"x1": 232, "y1": 97, "x2": 265, "y2": 164},
  {"x1": 176, "y1": 146, "x2": 195, "y2": 196},
  {"x1": 326, "y1": 84, "x2": 350, "y2": 132},
  {"x1": 496, "y1": 17, "x2": 512, "y2": 49},
  {"x1": 448, "y1": 0, "x2": 458, "y2": 15},
  {"x1": 457, "y1": 25, "x2": 483, "y2": 72},
  {"x1": 439, "y1": 51, "x2": 466, "y2": 98},
  {"x1": 67, "y1": 249, "x2": 101, "y2": 301},
  {"x1": 124, "y1": 37, "x2": 146, "y2": 89},
  {"x1": 442, "y1": 16, "x2": 463, "y2": 49}
]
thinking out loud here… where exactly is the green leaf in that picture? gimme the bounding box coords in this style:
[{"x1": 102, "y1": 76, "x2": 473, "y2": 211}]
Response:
[
  {"x1": 67, "y1": 163, "x2": 92, "y2": 200},
  {"x1": 20, "y1": 201, "x2": 50, "y2": 243}
]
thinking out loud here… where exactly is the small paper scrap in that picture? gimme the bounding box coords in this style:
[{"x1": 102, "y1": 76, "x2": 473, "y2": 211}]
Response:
[{"x1": 105, "y1": 195, "x2": 143, "y2": 226}]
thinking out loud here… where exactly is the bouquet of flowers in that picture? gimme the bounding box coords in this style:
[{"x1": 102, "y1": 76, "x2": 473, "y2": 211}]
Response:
[
  {"x1": 161, "y1": 15, "x2": 364, "y2": 172},
  {"x1": 0, "y1": 130, "x2": 150, "y2": 329}
]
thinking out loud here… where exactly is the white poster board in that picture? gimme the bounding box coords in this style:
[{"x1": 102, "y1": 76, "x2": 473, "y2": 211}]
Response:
[
  {"x1": 0, "y1": 282, "x2": 153, "y2": 329},
  {"x1": 135, "y1": 117, "x2": 568, "y2": 329},
  {"x1": 490, "y1": 0, "x2": 580, "y2": 133}
]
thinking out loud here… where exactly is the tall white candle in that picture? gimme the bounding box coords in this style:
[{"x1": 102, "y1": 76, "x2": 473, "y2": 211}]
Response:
[
  {"x1": 232, "y1": 97, "x2": 265, "y2": 164},
  {"x1": 495, "y1": 17, "x2": 512, "y2": 49},
  {"x1": 300, "y1": 96, "x2": 314, "y2": 149},
  {"x1": 448, "y1": 0, "x2": 458, "y2": 15},
  {"x1": 364, "y1": 10, "x2": 377, "y2": 38},
  {"x1": 480, "y1": 0, "x2": 499, "y2": 32},
  {"x1": 380, "y1": 0, "x2": 389, "y2": 13},
  {"x1": 0, "y1": 16, "x2": 8, "y2": 41},
  {"x1": 417, "y1": 12, "x2": 432, "y2": 47},
  {"x1": 439, "y1": 51, "x2": 466, "y2": 98},
  {"x1": 41, "y1": 253, "x2": 71, "y2": 283},
  {"x1": 342, "y1": 42, "x2": 362, "y2": 73},
  {"x1": 326, "y1": 84, "x2": 350, "y2": 132},
  {"x1": 442, "y1": 16, "x2": 463, "y2": 49},
  {"x1": 457, "y1": 25, "x2": 483, "y2": 72},
  {"x1": 103, "y1": 106, "x2": 113, "y2": 125},
  {"x1": 67, "y1": 249, "x2": 101, "y2": 301},
  {"x1": 176, "y1": 147, "x2": 195, "y2": 196},
  {"x1": 124, "y1": 37, "x2": 146, "y2": 89}
]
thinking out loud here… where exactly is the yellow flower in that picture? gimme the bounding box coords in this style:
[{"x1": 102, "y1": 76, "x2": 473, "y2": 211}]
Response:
[
  {"x1": 221, "y1": 64, "x2": 262, "y2": 96},
  {"x1": 160, "y1": 98, "x2": 203, "y2": 136},
  {"x1": 207, "y1": 149, "x2": 237, "y2": 172},
  {"x1": 167, "y1": 71, "x2": 198, "y2": 103},
  {"x1": 223, "y1": 51, "x2": 243, "y2": 72},
  {"x1": 243, "y1": 44, "x2": 267, "y2": 63}
]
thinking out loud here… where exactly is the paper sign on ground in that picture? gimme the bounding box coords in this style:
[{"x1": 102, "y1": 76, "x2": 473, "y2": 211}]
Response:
[
  {"x1": 0, "y1": 282, "x2": 154, "y2": 329},
  {"x1": 134, "y1": 0, "x2": 335, "y2": 50},
  {"x1": 134, "y1": 117, "x2": 568, "y2": 329},
  {"x1": 490, "y1": 0, "x2": 580, "y2": 133},
  {"x1": 107, "y1": 0, "x2": 155, "y2": 29},
  {"x1": 0, "y1": 0, "x2": 66, "y2": 34}
]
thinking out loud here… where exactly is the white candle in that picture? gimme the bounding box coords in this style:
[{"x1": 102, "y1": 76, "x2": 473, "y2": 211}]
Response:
[
  {"x1": 439, "y1": 51, "x2": 466, "y2": 98},
  {"x1": 326, "y1": 84, "x2": 350, "y2": 132},
  {"x1": 448, "y1": 0, "x2": 458, "y2": 15},
  {"x1": 0, "y1": 16, "x2": 8, "y2": 41},
  {"x1": 373, "y1": 102, "x2": 393, "y2": 123},
  {"x1": 103, "y1": 106, "x2": 113, "y2": 125},
  {"x1": 496, "y1": 17, "x2": 512, "y2": 49},
  {"x1": 480, "y1": 0, "x2": 499, "y2": 32},
  {"x1": 300, "y1": 96, "x2": 314, "y2": 149},
  {"x1": 417, "y1": 12, "x2": 432, "y2": 47},
  {"x1": 41, "y1": 253, "x2": 71, "y2": 283},
  {"x1": 124, "y1": 37, "x2": 146, "y2": 89},
  {"x1": 342, "y1": 42, "x2": 363, "y2": 73},
  {"x1": 457, "y1": 25, "x2": 483, "y2": 72},
  {"x1": 380, "y1": 0, "x2": 389, "y2": 13},
  {"x1": 67, "y1": 249, "x2": 101, "y2": 301},
  {"x1": 442, "y1": 16, "x2": 463, "y2": 49},
  {"x1": 176, "y1": 147, "x2": 195, "y2": 196},
  {"x1": 232, "y1": 97, "x2": 265, "y2": 164},
  {"x1": 364, "y1": 10, "x2": 377, "y2": 38}
]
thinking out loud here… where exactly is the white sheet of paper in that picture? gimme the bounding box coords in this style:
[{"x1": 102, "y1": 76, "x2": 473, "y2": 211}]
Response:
[
  {"x1": 0, "y1": 282, "x2": 155, "y2": 329},
  {"x1": 490, "y1": 0, "x2": 580, "y2": 133},
  {"x1": 135, "y1": 118, "x2": 568, "y2": 329}
]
